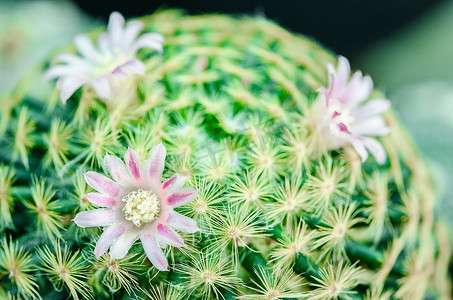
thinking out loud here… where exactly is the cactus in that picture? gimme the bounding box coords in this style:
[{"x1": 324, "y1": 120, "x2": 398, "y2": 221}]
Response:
[{"x1": 0, "y1": 9, "x2": 451, "y2": 299}]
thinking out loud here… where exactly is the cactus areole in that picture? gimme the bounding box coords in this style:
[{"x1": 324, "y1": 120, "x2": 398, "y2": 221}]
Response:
[{"x1": 0, "y1": 10, "x2": 450, "y2": 300}]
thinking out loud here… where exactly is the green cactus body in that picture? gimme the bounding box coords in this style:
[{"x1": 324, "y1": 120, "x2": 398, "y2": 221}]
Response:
[{"x1": 0, "y1": 10, "x2": 451, "y2": 299}]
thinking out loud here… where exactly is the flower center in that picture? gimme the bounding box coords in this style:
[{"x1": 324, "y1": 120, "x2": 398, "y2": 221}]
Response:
[
  {"x1": 92, "y1": 51, "x2": 129, "y2": 78},
  {"x1": 328, "y1": 98, "x2": 355, "y2": 134},
  {"x1": 122, "y1": 189, "x2": 160, "y2": 227}
]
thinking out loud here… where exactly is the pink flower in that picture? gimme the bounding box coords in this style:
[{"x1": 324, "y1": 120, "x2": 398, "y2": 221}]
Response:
[
  {"x1": 45, "y1": 11, "x2": 164, "y2": 104},
  {"x1": 315, "y1": 56, "x2": 391, "y2": 164},
  {"x1": 73, "y1": 143, "x2": 199, "y2": 271}
]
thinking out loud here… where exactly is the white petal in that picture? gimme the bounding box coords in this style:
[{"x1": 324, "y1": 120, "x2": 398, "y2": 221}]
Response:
[
  {"x1": 73, "y1": 208, "x2": 117, "y2": 227},
  {"x1": 353, "y1": 99, "x2": 391, "y2": 121},
  {"x1": 109, "y1": 229, "x2": 139, "y2": 259},
  {"x1": 147, "y1": 142, "x2": 166, "y2": 182},
  {"x1": 84, "y1": 171, "x2": 121, "y2": 197},
  {"x1": 124, "y1": 147, "x2": 143, "y2": 181},
  {"x1": 104, "y1": 154, "x2": 130, "y2": 184},
  {"x1": 351, "y1": 116, "x2": 390, "y2": 136},
  {"x1": 74, "y1": 34, "x2": 99, "y2": 62},
  {"x1": 363, "y1": 137, "x2": 387, "y2": 164},
  {"x1": 122, "y1": 20, "x2": 144, "y2": 51},
  {"x1": 156, "y1": 223, "x2": 184, "y2": 247},
  {"x1": 131, "y1": 33, "x2": 164, "y2": 54},
  {"x1": 166, "y1": 187, "x2": 198, "y2": 208},
  {"x1": 94, "y1": 223, "x2": 127, "y2": 258},
  {"x1": 108, "y1": 12, "x2": 125, "y2": 49},
  {"x1": 141, "y1": 234, "x2": 168, "y2": 271},
  {"x1": 92, "y1": 76, "x2": 111, "y2": 99},
  {"x1": 161, "y1": 174, "x2": 186, "y2": 193},
  {"x1": 59, "y1": 77, "x2": 86, "y2": 104},
  {"x1": 350, "y1": 139, "x2": 369, "y2": 163}
]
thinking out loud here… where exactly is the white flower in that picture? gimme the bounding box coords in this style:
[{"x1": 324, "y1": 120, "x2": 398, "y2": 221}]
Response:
[
  {"x1": 45, "y1": 11, "x2": 163, "y2": 104},
  {"x1": 315, "y1": 56, "x2": 391, "y2": 164},
  {"x1": 73, "y1": 143, "x2": 199, "y2": 271}
]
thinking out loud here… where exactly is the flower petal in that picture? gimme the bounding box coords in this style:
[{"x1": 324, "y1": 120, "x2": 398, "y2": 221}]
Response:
[
  {"x1": 350, "y1": 139, "x2": 369, "y2": 163},
  {"x1": 353, "y1": 99, "x2": 391, "y2": 121},
  {"x1": 167, "y1": 211, "x2": 200, "y2": 233},
  {"x1": 92, "y1": 76, "x2": 111, "y2": 99},
  {"x1": 148, "y1": 143, "x2": 166, "y2": 182},
  {"x1": 107, "y1": 11, "x2": 125, "y2": 49},
  {"x1": 351, "y1": 117, "x2": 390, "y2": 136},
  {"x1": 141, "y1": 234, "x2": 168, "y2": 271},
  {"x1": 166, "y1": 187, "x2": 198, "y2": 207},
  {"x1": 363, "y1": 137, "x2": 387, "y2": 164},
  {"x1": 73, "y1": 208, "x2": 117, "y2": 227},
  {"x1": 94, "y1": 223, "x2": 127, "y2": 258},
  {"x1": 161, "y1": 174, "x2": 186, "y2": 192},
  {"x1": 113, "y1": 59, "x2": 145, "y2": 77},
  {"x1": 110, "y1": 229, "x2": 139, "y2": 259},
  {"x1": 84, "y1": 171, "x2": 121, "y2": 197},
  {"x1": 156, "y1": 224, "x2": 184, "y2": 247},
  {"x1": 122, "y1": 20, "x2": 144, "y2": 51},
  {"x1": 74, "y1": 34, "x2": 99, "y2": 62},
  {"x1": 131, "y1": 33, "x2": 164, "y2": 53},
  {"x1": 59, "y1": 77, "x2": 86, "y2": 104},
  {"x1": 124, "y1": 147, "x2": 142, "y2": 181},
  {"x1": 104, "y1": 154, "x2": 130, "y2": 184},
  {"x1": 84, "y1": 192, "x2": 118, "y2": 207}
]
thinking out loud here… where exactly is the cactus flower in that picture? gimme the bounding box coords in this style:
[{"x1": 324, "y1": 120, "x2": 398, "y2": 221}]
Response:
[
  {"x1": 316, "y1": 56, "x2": 391, "y2": 163},
  {"x1": 73, "y1": 143, "x2": 199, "y2": 271},
  {"x1": 45, "y1": 11, "x2": 164, "y2": 104}
]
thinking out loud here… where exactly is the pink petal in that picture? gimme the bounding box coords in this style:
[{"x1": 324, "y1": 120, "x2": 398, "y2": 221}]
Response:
[
  {"x1": 115, "y1": 59, "x2": 145, "y2": 76},
  {"x1": 84, "y1": 171, "x2": 121, "y2": 197},
  {"x1": 161, "y1": 174, "x2": 186, "y2": 192},
  {"x1": 363, "y1": 137, "x2": 387, "y2": 164},
  {"x1": 141, "y1": 234, "x2": 168, "y2": 271},
  {"x1": 94, "y1": 223, "x2": 127, "y2": 258},
  {"x1": 92, "y1": 76, "x2": 111, "y2": 99},
  {"x1": 353, "y1": 99, "x2": 391, "y2": 121},
  {"x1": 74, "y1": 34, "x2": 99, "y2": 62},
  {"x1": 124, "y1": 147, "x2": 142, "y2": 181},
  {"x1": 84, "y1": 192, "x2": 118, "y2": 207},
  {"x1": 350, "y1": 139, "x2": 369, "y2": 163},
  {"x1": 107, "y1": 12, "x2": 125, "y2": 49},
  {"x1": 156, "y1": 224, "x2": 184, "y2": 247},
  {"x1": 59, "y1": 77, "x2": 87, "y2": 104},
  {"x1": 73, "y1": 208, "x2": 117, "y2": 227},
  {"x1": 167, "y1": 211, "x2": 200, "y2": 233},
  {"x1": 104, "y1": 154, "x2": 130, "y2": 184},
  {"x1": 109, "y1": 229, "x2": 139, "y2": 259},
  {"x1": 148, "y1": 143, "x2": 166, "y2": 182},
  {"x1": 166, "y1": 187, "x2": 198, "y2": 207}
]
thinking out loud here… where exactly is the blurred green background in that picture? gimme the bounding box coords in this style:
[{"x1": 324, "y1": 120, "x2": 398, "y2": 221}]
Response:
[{"x1": 0, "y1": 0, "x2": 452, "y2": 229}]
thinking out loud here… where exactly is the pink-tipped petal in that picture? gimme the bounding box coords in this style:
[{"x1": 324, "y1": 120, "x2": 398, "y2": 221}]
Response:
[
  {"x1": 156, "y1": 224, "x2": 184, "y2": 247},
  {"x1": 84, "y1": 192, "x2": 118, "y2": 207},
  {"x1": 148, "y1": 143, "x2": 166, "y2": 182},
  {"x1": 363, "y1": 137, "x2": 387, "y2": 164},
  {"x1": 94, "y1": 223, "x2": 127, "y2": 258},
  {"x1": 104, "y1": 154, "x2": 130, "y2": 184},
  {"x1": 166, "y1": 187, "x2": 198, "y2": 207},
  {"x1": 167, "y1": 211, "x2": 200, "y2": 233},
  {"x1": 109, "y1": 229, "x2": 139, "y2": 259},
  {"x1": 92, "y1": 76, "x2": 111, "y2": 99},
  {"x1": 59, "y1": 77, "x2": 87, "y2": 104},
  {"x1": 350, "y1": 139, "x2": 369, "y2": 163},
  {"x1": 161, "y1": 174, "x2": 186, "y2": 192},
  {"x1": 84, "y1": 171, "x2": 121, "y2": 197},
  {"x1": 73, "y1": 208, "x2": 117, "y2": 228},
  {"x1": 124, "y1": 147, "x2": 142, "y2": 181},
  {"x1": 141, "y1": 234, "x2": 168, "y2": 271}
]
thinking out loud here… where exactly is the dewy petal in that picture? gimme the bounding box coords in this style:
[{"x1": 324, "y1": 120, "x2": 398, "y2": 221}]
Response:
[
  {"x1": 84, "y1": 192, "x2": 118, "y2": 207},
  {"x1": 104, "y1": 154, "x2": 130, "y2": 184},
  {"x1": 73, "y1": 208, "x2": 117, "y2": 227},
  {"x1": 353, "y1": 99, "x2": 391, "y2": 121},
  {"x1": 109, "y1": 229, "x2": 140, "y2": 259},
  {"x1": 148, "y1": 142, "x2": 166, "y2": 182},
  {"x1": 141, "y1": 234, "x2": 169, "y2": 271},
  {"x1": 350, "y1": 139, "x2": 369, "y2": 163},
  {"x1": 156, "y1": 224, "x2": 184, "y2": 247},
  {"x1": 92, "y1": 76, "x2": 111, "y2": 99},
  {"x1": 167, "y1": 211, "x2": 200, "y2": 233},
  {"x1": 74, "y1": 34, "x2": 99, "y2": 62},
  {"x1": 94, "y1": 223, "x2": 127, "y2": 258},
  {"x1": 166, "y1": 187, "x2": 198, "y2": 207},
  {"x1": 363, "y1": 137, "x2": 387, "y2": 164},
  {"x1": 131, "y1": 33, "x2": 164, "y2": 53},
  {"x1": 59, "y1": 77, "x2": 87, "y2": 104},
  {"x1": 107, "y1": 11, "x2": 125, "y2": 49},
  {"x1": 124, "y1": 147, "x2": 142, "y2": 181},
  {"x1": 84, "y1": 171, "x2": 121, "y2": 197},
  {"x1": 161, "y1": 174, "x2": 186, "y2": 193}
]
